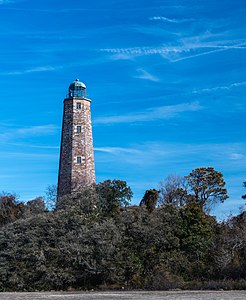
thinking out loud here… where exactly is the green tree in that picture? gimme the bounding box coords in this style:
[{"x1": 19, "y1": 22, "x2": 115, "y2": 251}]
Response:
[
  {"x1": 26, "y1": 197, "x2": 46, "y2": 215},
  {"x1": 56, "y1": 184, "x2": 98, "y2": 213},
  {"x1": 0, "y1": 193, "x2": 25, "y2": 226},
  {"x1": 180, "y1": 202, "x2": 216, "y2": 279},
  {"x1": 140, "y1": 189, "x2": 159, "y2": 212},
  {"x1": 185, "y1": 167, "x2": 228, "y2": 211},
  {"x1": 96, "y1": 179, "x2": 132, "y2": 215}
]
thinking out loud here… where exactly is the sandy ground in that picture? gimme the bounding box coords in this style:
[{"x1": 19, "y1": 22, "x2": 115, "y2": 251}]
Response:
[{"x1": 0, "y1": 291, "x2": 246, "y2": 300}]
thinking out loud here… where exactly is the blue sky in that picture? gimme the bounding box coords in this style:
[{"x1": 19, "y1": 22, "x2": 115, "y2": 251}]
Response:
[{"x1": 0, "y1": 0, "x2": 245, "y2": 218}]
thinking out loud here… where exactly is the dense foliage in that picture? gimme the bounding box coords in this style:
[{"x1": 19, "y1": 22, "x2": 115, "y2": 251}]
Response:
[
  {"x1": 186, "y1": 167, "x2": 228, "y2": 211},
  {"x1": 0, "y1": 173, "x2": 245, "y2": 292},
  {"x1": 158, "y1": 167, "x2": 229, "y2": 212}
]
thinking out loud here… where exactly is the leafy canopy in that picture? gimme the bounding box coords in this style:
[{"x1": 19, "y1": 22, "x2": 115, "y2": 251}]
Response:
[
  {"x1": 96, "y1": 179, "x2": 133, "y2": 214},
  {"x1": 186, "y1": 167, "x2": 228, "y2": 211}
]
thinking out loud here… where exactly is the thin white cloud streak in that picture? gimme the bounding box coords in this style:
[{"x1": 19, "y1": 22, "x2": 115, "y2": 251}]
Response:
[
  {"x1": 229, "y1": 153, "x2": 245, "y2": 160},
  {"x1": 193, "y1": 81, "x2": 246, "y2": 94},
  {"x1": 169, "y1": 48, "x2": 226, "y2": 62},
  {"x1": 0, "y1": 7, "x2": 90, "y2": 12},
  {"x1": 16, "y1": 125, "x2": 58, "y2": 136},
  {"x1": 111, "y1": 53, "x2": 135, "y2": 61},
  {"x1": 100, "y1": 43, "x2": 246, "y2": 58},
  {"x1": 94, "y1": 147, "x2": 141, "y2": 155},
  {"x1": 0, "y1": 0, "x2": 14, "y2": 4},
  {"x1": 0, "y1": 151, "x2": 57, "y2": 159},
  {"x1": 135, "y1": 68, "x2": 160, "y2": 82},
  {"x1": 101, "y1": 46, "x2": 189, "y2": 55},
  {"x1": 2, "y1": 66, "x2": 61, "y2": 76},
  {"x1": 149, "y1": 16, "x2": 194, "y2": 23},
  {"x1": 101, "y1": 31, "x2": 246, "y2": 62},
  {"x1": 26, "y1": 145, "x2": 59, "y2": 149},
  {"x1": 94, "y1": 101, "x2": 202, "y2": 124},
  {"x1": 0, "y1": 175, "x2": 15, "y2": 179},
  {"x1": 95, "y1": 142, "x2": 246, "y2": 167},
  {"x1": 0, "y1": 125, "x2": 58, "y2": 141},
  {"x1": 1, "y1": 7, "x2": 124, "y2": 13},
  {"x1": 0, "y1": 58, "x2": 108, "y2": 75},
  {"x1": 4, "y1": 142, "x2": 60, "y2": 149},
  {"x1": 168, "y1": 44, "x2": 246, "y2": 62},
  {"x1": 0, "y1": 151, "x2": 58, "y2": 167}
]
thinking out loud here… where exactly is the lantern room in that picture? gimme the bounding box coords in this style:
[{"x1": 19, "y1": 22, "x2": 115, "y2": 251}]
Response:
[{"x1": 68, "y1": 79, "x2": 86, "y2": 98}]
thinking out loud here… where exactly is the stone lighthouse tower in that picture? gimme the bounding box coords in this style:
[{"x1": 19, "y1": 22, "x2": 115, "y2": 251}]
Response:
[{"x1": 57, "y1": 79, "x2": 96, "y2": 200}]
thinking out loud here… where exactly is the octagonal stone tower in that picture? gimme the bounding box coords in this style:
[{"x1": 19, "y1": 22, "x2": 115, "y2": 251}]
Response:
[{"x1": 57, "y1": 79, "x2": 96, "y2": 200}]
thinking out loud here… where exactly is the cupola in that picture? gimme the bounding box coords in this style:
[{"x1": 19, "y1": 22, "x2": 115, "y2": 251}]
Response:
[{"x1": 68, "y1": 79, "x2": 86, "y2": 98}]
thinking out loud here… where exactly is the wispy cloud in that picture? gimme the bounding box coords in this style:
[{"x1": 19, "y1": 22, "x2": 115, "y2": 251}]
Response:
[
  {"x1": 229, "y1": 153, "x2": 245, "y2": 160},
  {"x1": 149, "y1": 16, "x2": 194, "y2": 23},
  {"x1": 135, "y1": 68, "x2": 159, "y2": 82},
  {"x1": 0, "y1": 58, "x2": 109, "y2": 75},
  {"x1": 0, "y1": 7, "x2": 89, "y2": 12},
  {"x1": 101, "y1": 41, "x2": 246, "y2": 62},
  {"x1": 101, "y1": 45, "x2": 186, "y2": 56},
  {"x1": 95, "y1": 142, "x2": 246, "y2": 169},
  {"x1": 94, "y1": 101, "x2": 202, "y2": 124},
  {"x1": 110, "y1": 53, "x2": 135, "y2": 61},
  {"x1": 0, "y1": 125, "x2": 58, "y2": 142},
  {"x1": 168, "y1": 48, "x2": 226, "y2": 62},
  {"x1": 4, "y1": 142, "x2": 60, "y2": 149},
  {"x1": 192, "y1": 81, "x2": 246, "y2": 94},
  {"x1": 0, "y1": 0, "x2": 14, "y2": 4},
  {"x1": 101, "y1": 24, "x2": 246, "y2": 62},
  {"x1": 95, "y1": 143, "x2": 169, "y2": 166},
  {"x1": 15, "y1": 125, "x2": 58, "y2": 136},
  {"x1": 1, "y1": 66, "x2": 61, "y2": 76},
  {"x1": 0, "y1": 175, "x2": 15, "y2": 179},
  {"x1": 0, "y1": 151, "x2": 57, "y2": 160},
  {"x1": 95, "y1": 147, "x2": 141, "y2": 155}
]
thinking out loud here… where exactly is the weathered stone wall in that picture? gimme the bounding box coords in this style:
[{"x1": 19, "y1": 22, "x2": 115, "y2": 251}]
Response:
[
  {"x1": 57, "y1": 99, "x2": 73, "y2": 197},
  {"x1": 57, "y1": 97, "x2": 96, "y2": 200}
]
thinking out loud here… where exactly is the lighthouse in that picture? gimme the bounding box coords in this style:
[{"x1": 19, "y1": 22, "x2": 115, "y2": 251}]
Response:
[{"x1": 57, "y1": 79, "x2": 96, "y2": 200}]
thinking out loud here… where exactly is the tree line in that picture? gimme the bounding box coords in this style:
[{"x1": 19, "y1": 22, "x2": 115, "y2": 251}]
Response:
[{"x1": 0, "y1": 167, "x2": 245, "y2": 291}]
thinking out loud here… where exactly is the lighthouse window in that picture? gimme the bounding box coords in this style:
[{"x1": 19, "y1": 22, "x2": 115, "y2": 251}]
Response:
[
  {"x1": 77, "y1": 156, "x2": 82, "y2": 164},
  {"x1": 77, "y1": 126, "x2": 81, "y2": 133},
  {"x1": 76, "y1": 102, "x2": 81, "y2": 109}
]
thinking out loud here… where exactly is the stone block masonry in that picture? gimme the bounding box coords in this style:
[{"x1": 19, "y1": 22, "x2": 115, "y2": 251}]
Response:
[{"x1": 57, "y1": 80, "x2": 96, "y2": 201}]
